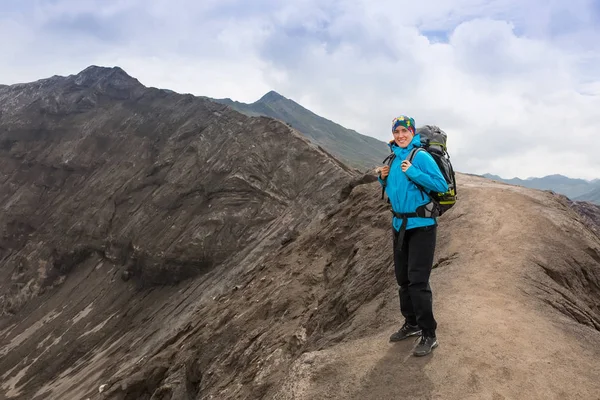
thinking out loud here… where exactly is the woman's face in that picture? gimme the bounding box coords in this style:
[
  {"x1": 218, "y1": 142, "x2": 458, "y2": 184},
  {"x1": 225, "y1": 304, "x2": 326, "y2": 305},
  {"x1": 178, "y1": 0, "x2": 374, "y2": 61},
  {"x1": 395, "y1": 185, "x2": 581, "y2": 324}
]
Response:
[{"x1": 393, "y1": 126, "x2": 413, "y2": 148}]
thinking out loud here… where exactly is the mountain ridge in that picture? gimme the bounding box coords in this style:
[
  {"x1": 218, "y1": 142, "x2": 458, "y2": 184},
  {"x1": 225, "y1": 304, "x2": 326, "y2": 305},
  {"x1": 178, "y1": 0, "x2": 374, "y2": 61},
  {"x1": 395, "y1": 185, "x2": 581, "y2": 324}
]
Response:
[
  {"x1": 483, "y1": 172, "x2": 600, "y2": 204},
  {"x1": 575, "y1": 186, "x2": 600, "y2": 203},
  {"x1": 210, "y1": 90, "x2": 390, "y2": 170}
]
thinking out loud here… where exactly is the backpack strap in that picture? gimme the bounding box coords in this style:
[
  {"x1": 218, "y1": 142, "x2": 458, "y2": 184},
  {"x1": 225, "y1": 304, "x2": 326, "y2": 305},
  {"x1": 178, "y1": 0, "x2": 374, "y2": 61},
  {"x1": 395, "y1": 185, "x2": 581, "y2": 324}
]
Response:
[
  {"x1": 407, "y1": 147, "x2": 423, "y2": 163},
  {"x1": 383, "y1": 153, "x2": 396, "y2": 165},
  {"x1": 405, "y1": 148, "x2": 426, "y2": 193},
  {"x1": 380, "y1": 153, "x2": 396, "y2": 200},
  {"x1": 391, "y1": 204, "x2": 439, "y2": 250},
  {"x1": 391, "y1": 211, "x2": 419, "y2": 250},
  {"x1": 404, "y1": 148, "x2": 441, "y2": 217}
]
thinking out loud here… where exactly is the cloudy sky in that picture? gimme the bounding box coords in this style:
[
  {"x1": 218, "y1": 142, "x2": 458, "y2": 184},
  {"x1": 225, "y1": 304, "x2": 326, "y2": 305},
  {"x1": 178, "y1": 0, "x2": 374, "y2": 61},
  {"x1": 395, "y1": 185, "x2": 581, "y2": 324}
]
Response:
[{"x1": 1, "y1": 0, "x2": 600, "y2": 179}]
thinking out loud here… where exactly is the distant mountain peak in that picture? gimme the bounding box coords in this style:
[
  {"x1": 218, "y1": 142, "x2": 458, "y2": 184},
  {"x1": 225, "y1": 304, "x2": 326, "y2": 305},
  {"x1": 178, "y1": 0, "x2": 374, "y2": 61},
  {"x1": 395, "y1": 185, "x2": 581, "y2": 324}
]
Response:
[
  {"x1": 209, "y1": 90, "x2": 389, "y2": 170},
  {"x1": 482, "y1": 172, "x2": 599, "y2": 204},
  {"x1": 73, "y1": 65, "x2": 143, "y2": 89},
  {"x1": 81, "y1": 64, "x2": 122, "y2": 73},
  {"x1": 256, "y1": 90, "x2": 287, "y2": 103},
  {"x1": 542, "y1": 174, "x2": 569, "y2": 179},
  {"x1": 78, "y1": 65, "x2": 131, "y2": 78}
]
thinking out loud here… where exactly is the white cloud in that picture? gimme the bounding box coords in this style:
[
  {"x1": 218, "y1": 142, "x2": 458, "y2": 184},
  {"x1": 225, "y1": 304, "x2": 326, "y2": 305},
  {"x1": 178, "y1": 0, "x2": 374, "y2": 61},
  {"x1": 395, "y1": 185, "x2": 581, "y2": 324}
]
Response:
[{"x1": 0, "y1": 0, "x2": 599, "y2": 179}]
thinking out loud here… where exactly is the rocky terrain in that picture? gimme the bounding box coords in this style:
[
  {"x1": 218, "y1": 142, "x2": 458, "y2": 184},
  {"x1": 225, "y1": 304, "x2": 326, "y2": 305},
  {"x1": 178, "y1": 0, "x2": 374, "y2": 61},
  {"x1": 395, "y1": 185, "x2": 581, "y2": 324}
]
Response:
[
  {"x1": 0, "y1": 67, "x2": 599, "y2": 400},
  {"x1": 569, "y1": 200, "x2": 600, "y2": 235},
  {"x1": 0, "y1": 66, "x2": 357, "y2": 399}
]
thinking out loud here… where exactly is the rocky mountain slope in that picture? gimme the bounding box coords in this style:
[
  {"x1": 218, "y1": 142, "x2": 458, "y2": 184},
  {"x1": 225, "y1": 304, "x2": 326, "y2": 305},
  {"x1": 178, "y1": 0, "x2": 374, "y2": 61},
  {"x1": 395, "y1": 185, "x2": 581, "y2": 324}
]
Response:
[
  {"x1": 211, "y1": 91, "x2": 389, "y2": 171},
  {"x1": 0, "y1": 67, "x2": 599, "y2": 400},
  {"x1": 570, "y1": 200, "x2": 600, "y2": 235},
  {"x1": 0, "y1": 66, "x2": 359, "y2": 399}
]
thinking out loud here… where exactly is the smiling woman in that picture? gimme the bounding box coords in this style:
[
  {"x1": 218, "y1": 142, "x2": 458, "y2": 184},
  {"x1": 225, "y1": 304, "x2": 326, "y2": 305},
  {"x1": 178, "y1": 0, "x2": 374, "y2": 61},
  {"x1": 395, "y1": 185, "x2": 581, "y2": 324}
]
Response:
[{"x1": 378, "y1": 114, "x2": 449, "y2": 356}]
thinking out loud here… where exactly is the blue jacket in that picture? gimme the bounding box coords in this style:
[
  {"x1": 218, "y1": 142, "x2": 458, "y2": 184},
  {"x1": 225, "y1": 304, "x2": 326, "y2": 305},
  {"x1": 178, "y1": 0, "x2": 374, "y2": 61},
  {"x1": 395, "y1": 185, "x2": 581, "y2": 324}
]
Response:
[{"x1": 378, "y1": 134, "x2": 448, "y2": 232}]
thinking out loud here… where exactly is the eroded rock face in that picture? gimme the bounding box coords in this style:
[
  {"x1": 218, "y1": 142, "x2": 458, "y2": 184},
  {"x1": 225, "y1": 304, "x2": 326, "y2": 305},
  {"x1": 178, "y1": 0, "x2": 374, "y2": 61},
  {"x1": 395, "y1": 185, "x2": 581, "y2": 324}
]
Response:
[
  {"x1": 0, "y1": 66, "x2": 357, "y2": 399},
  {"x1": 570, "y1": 200, "x2": 600, "y2": 234},
  {"x1": 0, "y1": 66, "x2": 356, "y2": 312}
]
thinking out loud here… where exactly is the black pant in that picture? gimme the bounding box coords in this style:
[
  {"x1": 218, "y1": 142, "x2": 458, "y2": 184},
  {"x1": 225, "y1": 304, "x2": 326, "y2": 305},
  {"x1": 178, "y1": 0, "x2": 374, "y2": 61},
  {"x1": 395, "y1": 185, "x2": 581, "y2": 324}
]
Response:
[{"x1": 393, "y1": 224, "x2": 437, "y2": 337}]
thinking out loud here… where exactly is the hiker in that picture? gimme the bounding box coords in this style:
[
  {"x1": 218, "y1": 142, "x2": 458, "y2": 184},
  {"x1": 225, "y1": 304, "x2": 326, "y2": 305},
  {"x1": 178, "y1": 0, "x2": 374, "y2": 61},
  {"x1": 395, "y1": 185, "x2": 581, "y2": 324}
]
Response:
[{"x1": 378, "y1": 115, "x2": 448, "y2": 357}]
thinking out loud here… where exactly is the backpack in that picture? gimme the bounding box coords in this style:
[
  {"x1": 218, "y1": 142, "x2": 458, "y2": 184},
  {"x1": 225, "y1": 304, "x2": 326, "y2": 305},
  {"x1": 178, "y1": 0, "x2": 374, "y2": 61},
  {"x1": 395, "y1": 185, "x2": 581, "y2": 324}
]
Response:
[{"x1": 381, "y1": 125, "x2": 457, "y2": 217}]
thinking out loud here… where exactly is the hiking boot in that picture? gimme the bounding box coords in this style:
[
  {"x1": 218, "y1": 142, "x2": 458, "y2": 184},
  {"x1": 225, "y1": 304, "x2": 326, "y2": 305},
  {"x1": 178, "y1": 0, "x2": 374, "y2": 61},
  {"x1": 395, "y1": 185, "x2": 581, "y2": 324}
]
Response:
[
  {"x1": 413, "y1": 335, "x2": 438, "y2": 356},
  {"x1": 389, "y1": 322, "x2": 422, "y2": 342}
]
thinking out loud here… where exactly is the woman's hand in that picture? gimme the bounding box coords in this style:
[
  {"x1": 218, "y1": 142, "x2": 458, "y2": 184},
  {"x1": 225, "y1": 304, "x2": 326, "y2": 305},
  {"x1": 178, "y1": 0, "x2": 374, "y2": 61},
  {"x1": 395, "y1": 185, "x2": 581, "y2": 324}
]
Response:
[
  {"x1": 380, "y1": 166, "x2": 390, "y2": 179},
  {"x1": 401, "y1": 160, "x2": 412, "y2": 172}
]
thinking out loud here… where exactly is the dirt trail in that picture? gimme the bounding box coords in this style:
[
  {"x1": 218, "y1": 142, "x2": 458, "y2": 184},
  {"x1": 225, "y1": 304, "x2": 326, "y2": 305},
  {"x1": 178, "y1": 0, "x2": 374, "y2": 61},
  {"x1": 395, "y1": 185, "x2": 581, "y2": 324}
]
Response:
[{"x1": 274, "y1": 174, "x2": 600, "y2": 400}]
